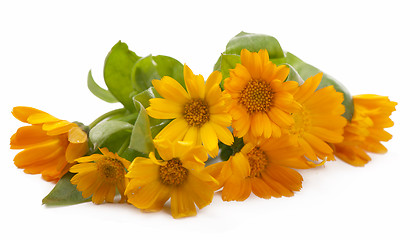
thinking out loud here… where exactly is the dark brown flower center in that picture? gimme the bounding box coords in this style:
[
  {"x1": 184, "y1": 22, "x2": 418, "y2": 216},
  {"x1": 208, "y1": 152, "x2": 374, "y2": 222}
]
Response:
[
  {"x1": 247, "y1": 147, "x2": 269, "y2": 178},
  {"x1": 97, "y1": 157, "x2": 126, "y2": 184},
  {"x1": 239, "y1": 79, "x2": 274, "y2": 114},
  {"x1": 183, "y1": 99, "x2": 210, "y2": 127},
  {"x1": 159, "y1": 158, "x2": 188, "y2": 185}
]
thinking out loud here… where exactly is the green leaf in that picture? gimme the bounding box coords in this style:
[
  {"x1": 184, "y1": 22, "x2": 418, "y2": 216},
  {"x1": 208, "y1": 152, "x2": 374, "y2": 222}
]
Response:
[
  {"x1": 129, "y1": 102, "x2": 154, "y2": 155},
  {"x1": 131, "y1": 55, "x2": 185, "y2": 95},
  {"x1": 89, "y1": 120, "x2": 133, "y2": 149},
  {"x1": 133, "y1": 87, "x2": 158, "y2": 110},
  {"x1": 219, "y1": 54, "x2": 241, "y2": 90},
  {"x1": 42, "y1": 172, "x2": 91, "y2": 206},
  {"x1": 132, "y1": 90, "x2": 170, "y2": 138},
  {"x1": 272, "y1": 52, "x2": 354, "y2": 120},
  {"x1": 283, "y1": 64, "x2": 304, "y2": 85},
  {"x1": 153, "y1": 55, "x2": 185, "y2": 89},
  {"x1": 225, "y1": 31, "x2": 285, "y2": 58},
  {"x1": 104, "y1": 41, "x2": 140, "y2": 112},
  {"x1": 213, "y1": 54, "x2": 222, "y2": 72},
  {"x1": 131, "y1": 55, "x2": 160, "y2": 93},
  {"x1": 150, "y1": 119, "x2": 171, "y2": 138},
  {"x1": 87, "y1": 70, "x2": 118, "y2": 103}
]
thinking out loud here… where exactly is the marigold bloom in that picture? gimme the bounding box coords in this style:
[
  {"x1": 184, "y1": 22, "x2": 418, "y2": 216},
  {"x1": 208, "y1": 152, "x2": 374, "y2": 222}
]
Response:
[
  {"x1": 146, "y1": 64, "x2": 233, "y2": 157},
  {"x1": 207, "y1": 137, "x2": 316, "y2": 201},
  {"x1": 223, "y1": 49, "x2": 301, "y2": 139},
  {"x1": 70, "y1": 148, "x2": 131, "y2": 204},
  {"x1": 125, "y1": 139, "x2": 218, "y2": 218},
  {"x1": 286, "y1": 73, "x2": 347, "y2": 161},
  {"x1": 333, "y1": 94, "x2": 397, "y2": 166},
  {"x1": 10, "y1": 106, "x2": 88, "y2": 181}
]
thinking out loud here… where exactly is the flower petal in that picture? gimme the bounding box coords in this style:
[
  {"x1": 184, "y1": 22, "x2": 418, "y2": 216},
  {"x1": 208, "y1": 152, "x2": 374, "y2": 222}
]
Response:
[
  {"x1": 152, "y1": 76, "x2": 190, "y2": 104},
  {"x1": 184, "y1": 64, "x2": 205, "y2": 99}
]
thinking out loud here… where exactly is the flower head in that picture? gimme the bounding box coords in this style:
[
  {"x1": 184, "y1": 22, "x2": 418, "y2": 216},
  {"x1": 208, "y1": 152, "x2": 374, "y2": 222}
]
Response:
[
  {"x1": 125, "y1": 139, "x2": 218, "y2": 218},
  {"x1": 10, "y1": 107, "x2": 88, "y2": 181},
  {"x1": 207, "y1": 136, "x2": 316, "y2": 201},
  {"x1": 146, "y1": 64, "x2": 233, "y2": 157},
  {"x1": 286, "y1": 73, "x2": 347, "y2": 161},
  {"x1": 224, "y1": 49, "x2": 301, "y2": 139},
  {"x1": 333, "y1": 94, "x2": 397, "y2": 166},
  {"x1": 70, "y1": 148, "x2": 131, "y2": 204}
]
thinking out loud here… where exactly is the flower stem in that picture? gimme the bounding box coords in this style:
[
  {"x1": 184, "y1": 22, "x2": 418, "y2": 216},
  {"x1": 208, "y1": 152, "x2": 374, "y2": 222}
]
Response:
[
  {"x1": 88, "y1": 108, "x2": 126, "y2": 129},
  {"x1": 117, "y1": 137, "x2": 130, "y2": 156}
]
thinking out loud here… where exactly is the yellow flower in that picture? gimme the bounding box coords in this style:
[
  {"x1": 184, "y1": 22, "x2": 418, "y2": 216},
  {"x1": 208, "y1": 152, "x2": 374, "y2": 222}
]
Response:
[
  {"x1": 125, "y1": 139, "x2": 218, "y2": 218},
  {"x1": 286, "y1": 73, "x2": 347, "y2": 161},
  {"x1": 206, "y1": 136, "x2": 315, "y2": 201},
  {"x1": 70, "y1": 148, "x2": 131, "y2": 204},
  {"x1": 146, "y1": 64, "x2": 233, "y2": 157},
  {"x1": 10, "y1": 106, "x2": 88, "y2": 181},
  {"x1": 333, "y1": 94, "x2": 397, "y2": 166},
  {"x1": 224, "y1": 49, "x2": 301, "y2": 139}
]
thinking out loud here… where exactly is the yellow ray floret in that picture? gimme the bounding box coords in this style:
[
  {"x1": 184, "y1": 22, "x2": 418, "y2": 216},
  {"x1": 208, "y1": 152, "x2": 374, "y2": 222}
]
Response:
[
  {"x1": 147, "y1": 64, "x2": 233, "y2": 157},
  {"x1": 224, "y1": 49, "x2": 301, "y2": 139},
  {"x1": 70, "y1": 148, "x2": 131, "y2": 204},
  {"x1": 286, "y1": 73, "x2": 347, "y2": 161},
  {"x1": 333, "y1": 94, "x2": 397, "y2": 166},
  {"x1": 125, "y1": 139, "x2": 218, "y2": 218},
  {"x1": 206, "y1": 136, "x2": 318, "y2": 201},
  {"x1": 11, "y1": 106, "x2": 88, "y2": 181}
]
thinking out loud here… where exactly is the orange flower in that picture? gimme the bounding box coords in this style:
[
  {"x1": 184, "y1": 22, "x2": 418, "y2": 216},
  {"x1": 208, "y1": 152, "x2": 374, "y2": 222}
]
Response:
[
  {"x1": 287, "y1": 73, "x2": 347, "y2": 161},
  {"x1": 207, "y1": 136, "x2": 319, "y2": 201},
  {"x1": 70, "y1": 148, "x2": 131, "y2": 204},
  {"x1": 10, "y1": 107, "x2": 88, "y2": 181},
  {"x1": 333, "y1": 94, "x2": 397, "y2": 166},
  {"x1": 224, "y1": 49, "x2": 301, "y2": 139},
  {"x1": 125, "y1": 139, "x2": 218, "y2": 218}
]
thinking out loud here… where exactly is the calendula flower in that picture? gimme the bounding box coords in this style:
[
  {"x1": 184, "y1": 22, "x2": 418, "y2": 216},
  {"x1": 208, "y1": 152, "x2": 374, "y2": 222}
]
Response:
[
  {"x1": 207, "y1": 136, "x2": 314, "y2": 201},
  {"x1": 146, "y1": 64, "x2": 233, "y2": 157},
  {"x1": 125, "y1": 139, "x2": 218, "y2": 218},
  {"x1": 333, "y1": 94, "x2": 397, "y2": 166},
  {"x1": 10, "y1": 106, "x2": 88, "y2": 181},
  {"x1": 70, "y1": 148, "x2": 131, "y2": 204},
  {"x1": 223, "y1": 49, "x2": 301, "y2": 139},
  {"x1": 286, "y1": 73, "x2": 347, "y2": 161}
]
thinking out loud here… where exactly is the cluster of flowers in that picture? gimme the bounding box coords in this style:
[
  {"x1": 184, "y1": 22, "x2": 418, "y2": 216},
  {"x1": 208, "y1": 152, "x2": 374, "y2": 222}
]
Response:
[{"x1": 11, "y1": 33, "x2": 397, "y2": 218}]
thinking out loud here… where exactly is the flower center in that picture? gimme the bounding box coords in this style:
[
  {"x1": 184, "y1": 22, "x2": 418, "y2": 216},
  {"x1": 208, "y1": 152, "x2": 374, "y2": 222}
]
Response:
[
  {"x1": 183, "y1": 99, "x2": 210, "y2": 127},
  {"x1": 97, "y1": 157, "x2": 126, "y2": 184},
  {"x1": 288, "y1": 108, "x2": 311, "y2": 136},
  {"x1": 247, "y1": 147, "x2": 268, "y2": 178},
  {"x1": 159, "y1": 158, "x2": 188, "y2": 186},
  {"x1": 239, "y1": 79, "x2": 274, "y2": 114}
]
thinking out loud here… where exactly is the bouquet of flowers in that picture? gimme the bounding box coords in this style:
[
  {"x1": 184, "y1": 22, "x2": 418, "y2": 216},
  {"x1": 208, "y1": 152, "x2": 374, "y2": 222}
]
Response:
[{"x1": 10, "y1": 32, "x2": 397, "y2": 218}]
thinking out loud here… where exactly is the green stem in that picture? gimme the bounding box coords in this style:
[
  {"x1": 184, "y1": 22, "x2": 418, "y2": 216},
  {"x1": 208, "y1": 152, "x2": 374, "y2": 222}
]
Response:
[
  {"x1": 88, "y1": 108, "x2": 126, "y2": 129},
  {"x1": 117, "y1": 137, "x2": 130, "y2": 156}
]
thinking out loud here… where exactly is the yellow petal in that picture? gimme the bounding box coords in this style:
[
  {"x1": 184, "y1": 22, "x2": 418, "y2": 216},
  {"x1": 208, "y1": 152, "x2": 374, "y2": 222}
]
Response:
[
  {"x1": 66, "y1": 141, "x2": 88, "y2": 163},
  {"x1": 184, "y1": 64, "x2": 205, "y2": 99},
  {"x1": 205, "y1": 70, "x2": 222, "y2": 94},
  {"x1": 12, "y1": 106, "x2": 46, "y2": 123},
  {"x1": 147, "y1": 98, "x2": 184, "y2": 119},
  {"x1": 68, "y1": 127, "x2": 88, "y2": 143},
  {"x1": 155, "y1": 118, "x2": 189, "y2": 142},
  {"x1": 171, "y1": 186, "x2": 197, "y2": 218},
  {"x1": 200, "y1": 123, "x2": 219, "y2": 158},
  {"x1": 152, "y1": 76, "x2": 190, "y2": 104},
  {"x1": 10, "y1": 125, "x2": 51, "y2": 149},
  {"x1": 27, "y1": 113, "x2": 61, "y2": 125},
  {"x1": 230, "y1": 152, "x2": 250, "y2": 179},
  {"x1": 153, "y1": 138, "x2": 174, "y2": 161},
  {"x1": 183, "y1": 126, "x2": 199, "y2": 145},
  {"x1": 209, "y1": 121, "x2": 234, "y2": 146}
]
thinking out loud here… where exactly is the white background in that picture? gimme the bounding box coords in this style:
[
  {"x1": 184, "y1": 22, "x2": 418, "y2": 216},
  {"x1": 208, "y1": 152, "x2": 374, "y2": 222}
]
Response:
[{"x1": 1, "y1": 0, "x2": 419, "y2": 239}]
